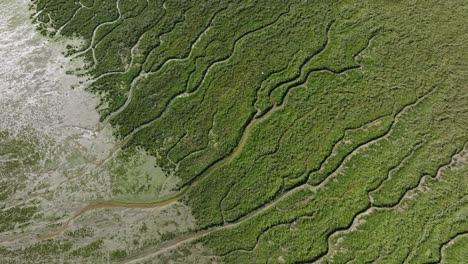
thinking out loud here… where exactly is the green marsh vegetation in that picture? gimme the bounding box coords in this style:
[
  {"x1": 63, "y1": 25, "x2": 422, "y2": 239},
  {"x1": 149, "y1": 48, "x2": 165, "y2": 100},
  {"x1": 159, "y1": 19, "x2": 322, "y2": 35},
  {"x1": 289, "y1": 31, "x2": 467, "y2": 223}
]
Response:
[{"x1": 33, "y1": 0, "x2": 468, "y2": 262}]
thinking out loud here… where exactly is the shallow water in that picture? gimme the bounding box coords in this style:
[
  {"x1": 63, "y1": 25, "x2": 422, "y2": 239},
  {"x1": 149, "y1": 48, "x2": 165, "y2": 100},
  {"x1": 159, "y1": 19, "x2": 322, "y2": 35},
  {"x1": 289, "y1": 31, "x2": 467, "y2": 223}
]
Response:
[
  {"x1": 0, "y1": 0, "x2": 116, "y2": 242},
  {"x1": 0, "y1": 1, "x2": 109, "y2": 143}
]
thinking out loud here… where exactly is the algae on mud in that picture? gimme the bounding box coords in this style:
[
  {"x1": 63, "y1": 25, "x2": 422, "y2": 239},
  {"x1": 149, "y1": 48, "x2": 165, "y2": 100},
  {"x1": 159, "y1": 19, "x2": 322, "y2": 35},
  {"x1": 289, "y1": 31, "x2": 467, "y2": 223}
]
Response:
[{"x1": 1, "y1": 0, "x2": 198, "y2": 263}]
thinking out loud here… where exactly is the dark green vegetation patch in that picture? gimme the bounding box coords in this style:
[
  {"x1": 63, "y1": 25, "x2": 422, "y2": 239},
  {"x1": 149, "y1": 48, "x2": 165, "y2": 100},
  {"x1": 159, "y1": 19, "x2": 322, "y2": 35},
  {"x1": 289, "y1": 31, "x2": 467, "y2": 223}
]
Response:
[{"x1": 33, "y1": 0, "x2": 467, "y2": 263}]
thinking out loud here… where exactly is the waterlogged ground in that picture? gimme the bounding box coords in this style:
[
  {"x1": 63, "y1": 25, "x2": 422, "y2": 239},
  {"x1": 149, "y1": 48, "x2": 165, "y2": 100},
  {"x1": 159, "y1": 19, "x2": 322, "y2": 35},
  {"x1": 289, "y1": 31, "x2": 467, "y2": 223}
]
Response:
[
  {"x1": 0, "y1": 1, "x2": 199, "y2": 262},
  {"x1": 4, "y1": 0, "x2": 467, "y2": 263}
]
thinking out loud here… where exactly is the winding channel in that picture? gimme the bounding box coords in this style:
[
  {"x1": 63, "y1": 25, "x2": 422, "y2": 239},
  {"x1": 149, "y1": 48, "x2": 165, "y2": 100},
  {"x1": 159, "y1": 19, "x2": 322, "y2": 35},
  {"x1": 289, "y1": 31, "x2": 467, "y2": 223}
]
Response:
[{"x1": 38, "y1": 17, "x2": 376, "y2": 243}]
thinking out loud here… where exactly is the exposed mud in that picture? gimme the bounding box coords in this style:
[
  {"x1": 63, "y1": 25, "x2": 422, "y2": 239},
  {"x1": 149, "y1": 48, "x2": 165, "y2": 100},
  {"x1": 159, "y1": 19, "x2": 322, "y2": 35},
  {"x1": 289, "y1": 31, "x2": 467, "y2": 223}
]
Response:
[{"x1": 0, "y1": 0, "x2": 195, "y2": 261}]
